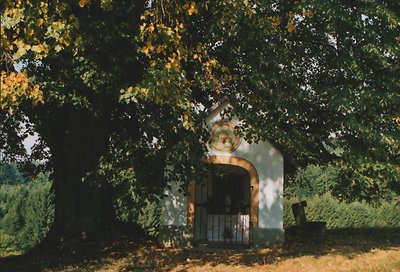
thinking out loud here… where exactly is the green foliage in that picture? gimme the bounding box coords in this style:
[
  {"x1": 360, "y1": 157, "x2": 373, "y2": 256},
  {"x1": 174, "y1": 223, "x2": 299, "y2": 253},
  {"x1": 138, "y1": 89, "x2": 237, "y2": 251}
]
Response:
[
  {"x1": 111, "y1": 166, "x2": 162, "y2": 237},
  {"x1": 136, "y1": 199, "x2": 162, "y2": 237},
  {"x1": 0, "y1": 162, "x2": 26, "y2": 185},
  {"x1": 0, "y1": 185, "x2": 28, "y2": 234},
  {"x1": 285, "y1": 163, "x2": 400, "y2": 228},
  {"x1": 0, "y1": 172, "x2": 54, "y2": 251},
  {"x1": 1, "y1": 0, "x2": 399, "y2": 237},
  {"x1": 284, "y1": 194, "x2": 400, "y2": 229},
  {"x1": 285, "y1": 164, "x2": 338, "y2": 198},
  {"x1": 332, "y1": 161, "x2": 400, "y2": 203},
  {"x1": 19, "y1": 172, "x2": 54, "y2": 246},
  {"x1": 287, "y1": 163, "x2": 399, "y2": 203},
  {"x1": 87, "y1": 141, "x2": 163, "y2": 237}
]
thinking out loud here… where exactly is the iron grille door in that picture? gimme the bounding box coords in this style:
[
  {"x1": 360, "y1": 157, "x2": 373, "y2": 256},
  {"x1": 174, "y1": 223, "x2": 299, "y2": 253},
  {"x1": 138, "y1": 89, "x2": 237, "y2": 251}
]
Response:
[{"x1": 194, "y1": 168, "x2": 250, "y2": 245}]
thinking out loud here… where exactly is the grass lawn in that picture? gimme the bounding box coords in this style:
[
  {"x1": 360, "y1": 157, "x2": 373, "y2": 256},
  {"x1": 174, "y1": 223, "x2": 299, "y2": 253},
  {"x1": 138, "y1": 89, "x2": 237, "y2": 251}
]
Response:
[{"x1": 1, "y1": 228, "x2": 399, "y2": 272}]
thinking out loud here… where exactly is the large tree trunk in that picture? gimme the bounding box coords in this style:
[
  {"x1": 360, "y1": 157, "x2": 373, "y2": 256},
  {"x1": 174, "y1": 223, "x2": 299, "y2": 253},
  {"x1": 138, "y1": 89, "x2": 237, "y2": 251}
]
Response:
[{"x1": 43, "y1": 105, "x2": 115, "y2": 239}]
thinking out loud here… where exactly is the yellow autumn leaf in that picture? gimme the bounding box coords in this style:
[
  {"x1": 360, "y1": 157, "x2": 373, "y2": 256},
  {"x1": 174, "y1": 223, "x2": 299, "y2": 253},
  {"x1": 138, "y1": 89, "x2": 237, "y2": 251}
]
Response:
[
  {"x1": 183, "y1": 2, "x2": 198, "y2": 16},
  {"x1": 208, "y1": 58, "x2": 217, "y2": 65},
  {"x1": 156, "y1": 45, "x2": 164, "y2": 54},
  {"x1": 31, "y1": 44, "x2": 45, "y2": 53},
  {"x1": 188, "y1": 2, "x2": 197, "y2": 16},
  {"x1": 0, "y1": 71, "x2": 43, "y2": 112},
  {"x1": 145, "y1": 41, "x2": 154, "y2": 51},
  {"x1": 13, "y1": 43, "x2": 30, "y2": 60},
  {"x1": 302, "y1": 11, "x2": 314, "y2": 17},
  {"x1": 54, "y1": 44, "x2": 63, "y2": 52},
  {"x1": 287, "y1": 21, "x2": 296, "y2": 33},
  {"x1": 149, "y1": 23, "x2": 155, "y2": 33},
  {"x1": 168, "y1": 57, "x2": 176, "y2": 63},
  {"x1": 183, "y1": 111, "x2": 190, "y2": 121},
  {"x1": 268, "y1": 16, "x2": 281, "y2": 27},
  {"x1": 25, "y1": 28, "x2": 35, "y2": 36},
  {"x1": 142, "y1": 46, "x2": 150, "y2": 56},
  {"x1": 79, "y1": 0, "x2": 90, "y2": 8}
]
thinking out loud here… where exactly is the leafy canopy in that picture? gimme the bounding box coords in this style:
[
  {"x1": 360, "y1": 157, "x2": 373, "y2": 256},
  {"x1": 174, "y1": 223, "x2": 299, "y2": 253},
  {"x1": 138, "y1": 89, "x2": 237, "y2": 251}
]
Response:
[{"x1": 1, "y1": 0, "x2": 399, "y2": 201}]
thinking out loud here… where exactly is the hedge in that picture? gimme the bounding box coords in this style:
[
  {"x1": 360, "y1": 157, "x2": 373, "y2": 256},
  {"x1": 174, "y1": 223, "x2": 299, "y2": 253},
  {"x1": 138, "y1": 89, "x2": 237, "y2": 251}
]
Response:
[{"x1": 284, "y1": 193, "x2": 400, "y2": 229}]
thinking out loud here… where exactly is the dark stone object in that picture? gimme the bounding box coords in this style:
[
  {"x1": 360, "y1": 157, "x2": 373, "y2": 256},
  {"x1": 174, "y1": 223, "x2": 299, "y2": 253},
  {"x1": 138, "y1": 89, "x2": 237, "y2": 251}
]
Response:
[{"x1": 286, "y1": 201, "x2": 326, "y2": 239}]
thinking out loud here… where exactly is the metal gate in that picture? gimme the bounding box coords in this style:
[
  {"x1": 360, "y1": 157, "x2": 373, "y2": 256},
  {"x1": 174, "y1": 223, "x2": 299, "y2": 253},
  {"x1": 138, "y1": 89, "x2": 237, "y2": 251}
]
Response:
[{"x1": 194, "y1": 167, "x2": 251, "y2": 245}]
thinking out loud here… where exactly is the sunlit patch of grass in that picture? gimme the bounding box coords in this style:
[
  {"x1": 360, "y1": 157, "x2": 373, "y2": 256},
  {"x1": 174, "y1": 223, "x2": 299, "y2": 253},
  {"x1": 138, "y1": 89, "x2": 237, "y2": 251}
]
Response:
[
  {"x1": 0, "y1": 231, "x2": 25, "y2": 257},
  {"x1": 166, "y1": 249, "x2": 400, "y2": 272}
]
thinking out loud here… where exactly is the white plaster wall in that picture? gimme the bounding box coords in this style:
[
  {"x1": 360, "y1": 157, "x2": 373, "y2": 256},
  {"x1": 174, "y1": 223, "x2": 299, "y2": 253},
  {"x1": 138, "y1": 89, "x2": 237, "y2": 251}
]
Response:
[{"x1": 162, "y1": 181, "x2": 188, "y2": 226}]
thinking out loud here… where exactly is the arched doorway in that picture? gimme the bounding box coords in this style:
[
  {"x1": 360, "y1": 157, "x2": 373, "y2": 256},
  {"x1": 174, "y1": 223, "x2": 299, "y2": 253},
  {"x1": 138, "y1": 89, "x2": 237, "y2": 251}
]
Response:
[{"x1": 190, "y1": 156, "x2": 259, "y2": 245}]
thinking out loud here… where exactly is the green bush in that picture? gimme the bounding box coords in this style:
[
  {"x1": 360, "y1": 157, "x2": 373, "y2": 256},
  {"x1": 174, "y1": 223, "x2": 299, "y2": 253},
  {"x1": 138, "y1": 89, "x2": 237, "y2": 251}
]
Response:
[
  {"x1": 0, "y1": 162, "x2": 26, "y2": 185},
  {"x1": 0, "y1": 186, "x2": 29, "y2": 235},
  {"x1": 285, "y1": 164, "x2": 338, "y2": 198},
  {"x1": 101, "y1": 164, "x2": 162, "y2": 237},
  {"x1": 0, "y1": 172, "x2": 54, "y2": 251},
  {"x1": 18, "y1": 173, "x2": 54, "y2": 247},
  {"x1": 137, "y1": 198, "x2": 162, "y2": 237},
  {"x1": 284, "y1": 193, "x2": 400, "y2": 229},
  {"x1": 285, "y1": 163, "x2": 400, "y2": 229},
  {"x1": 378, "y1": 201, "x2": 400, "y2": 228}
]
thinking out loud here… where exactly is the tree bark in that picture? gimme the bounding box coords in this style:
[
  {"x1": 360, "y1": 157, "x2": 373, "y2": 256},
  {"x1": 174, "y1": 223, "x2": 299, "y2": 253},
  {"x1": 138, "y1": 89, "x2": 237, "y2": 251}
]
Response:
[{"x1": 42, "y1": 105, "x2": 115, "y2": 239}]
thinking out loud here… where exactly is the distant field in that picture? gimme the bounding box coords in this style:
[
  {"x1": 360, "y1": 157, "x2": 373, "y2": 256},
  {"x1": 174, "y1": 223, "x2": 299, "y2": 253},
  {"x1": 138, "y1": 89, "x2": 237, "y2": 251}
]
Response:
[{"x1": 1, "y1": 228, "x2": 400, "y2": 272}]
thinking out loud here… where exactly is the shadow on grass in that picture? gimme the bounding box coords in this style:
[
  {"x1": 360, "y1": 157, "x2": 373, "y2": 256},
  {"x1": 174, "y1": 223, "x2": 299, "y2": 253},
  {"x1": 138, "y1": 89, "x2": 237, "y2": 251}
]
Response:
[
  {"x1": 1, "y1": 228, "x2": 400, "y2": 272},
  {"x1": 0, "y1": 235, "x2": 143, "y2": 272}
]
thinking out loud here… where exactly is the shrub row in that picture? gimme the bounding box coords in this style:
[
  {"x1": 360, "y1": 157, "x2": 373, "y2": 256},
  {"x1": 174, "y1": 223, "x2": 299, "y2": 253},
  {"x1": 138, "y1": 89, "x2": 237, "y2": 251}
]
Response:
[
  {"x1": 0, "y1": 172, "x2": 54, "y2": 251},
  {"x1": 284, "y1": 193, "x2": 400, "y2": 229}
]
